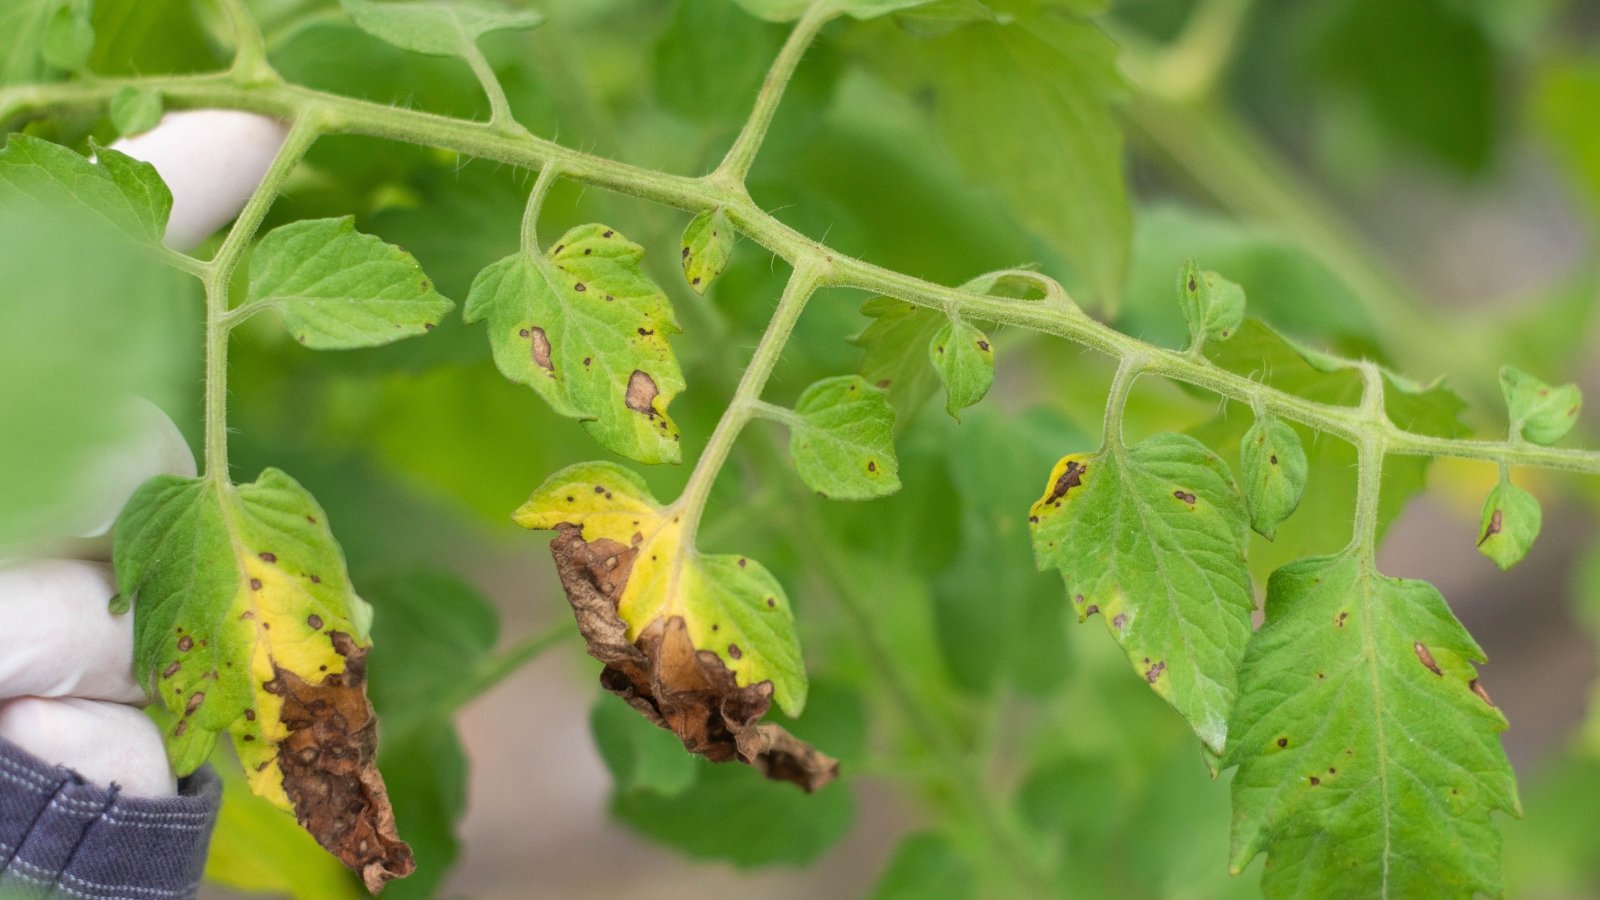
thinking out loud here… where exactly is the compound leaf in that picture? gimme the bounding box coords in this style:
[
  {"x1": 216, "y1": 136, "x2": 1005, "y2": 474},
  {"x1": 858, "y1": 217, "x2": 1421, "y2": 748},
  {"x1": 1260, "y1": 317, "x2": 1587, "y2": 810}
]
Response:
[
  {"x1": 1477, "y1": 478, "x2": 1541, "y2": 571},
  {"x1": 680, "y1": 208, "x2": 734, "y2": 295},
  {"x1": 1227, "y1": 553, "x2": 1518, "y2": 899},
  {"x1": 929, "y1": 317, "x2": 994, "y2": 420},
  {"x1": 0, "y1": 134, "x2": 171, "y2": 246},
  {"x1": 789, "y1": 375, "x2": 900, "y2": 500},
  {"x1": 1241, "y1": 411, "x2": 1307, "y2": 540},
  {"x1": 1501, "y1": 364, "x2": 1581, "y2": 446},
  {"x1": 465, "y1": 223, "x2": 685, "y2": 464},
  {"x1": 114, "y1": 469, "x2": 411, "y2": 892},
  {"x1": 515, "y1": 463, "x2": 836, "y2": 789},
  {"x1": 248, "y1": 217, "x2": 453, "y2": 349},
  {"x1": 340, "y1": 0, "x2": 542, "y2": 57},
  {"x1": 1029, "y1": 433, "x2": 1254, "y2": 752}
]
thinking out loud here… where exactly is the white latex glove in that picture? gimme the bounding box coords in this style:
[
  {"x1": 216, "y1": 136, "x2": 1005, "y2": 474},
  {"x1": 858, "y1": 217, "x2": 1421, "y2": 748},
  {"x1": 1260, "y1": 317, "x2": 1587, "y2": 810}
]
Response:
[
  {"x1": 111, "y1": 109, "x2": 290, "y2": 250},
  {"x1": 0, "y1": 400, "x2": 197, "y2": 798}
]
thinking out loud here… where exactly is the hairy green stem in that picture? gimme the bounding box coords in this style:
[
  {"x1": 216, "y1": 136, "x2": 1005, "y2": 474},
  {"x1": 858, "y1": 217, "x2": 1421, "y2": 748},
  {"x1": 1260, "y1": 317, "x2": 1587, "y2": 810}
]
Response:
[
  {"x1": 212, "y1": 0, "x2": 275, "y2": 85},
  {"x1": 675, "y1": 260, "x2": 826, "y2": 539},
  {"x1": 6, "y1": 72, "x2": 1595, "y2": 479},
  {"x1": 1350, "y1": 365, "x2": 1389, "y2": 555},
  {"x1": 1102, "y1": 354, "x2": 1145, "y2": 452},
  {"x1": 712, "y1": 0, "x2": 835, "y2": 185},
  {"x1": 519, "y1": 163, "x2": 561, "y2": 257},
  {"x1": 460, "y1": 39, "x2": 517, "y2": 131},
  {"x1": 198, "y1": 115, "x2": 319, "y2": 480}
]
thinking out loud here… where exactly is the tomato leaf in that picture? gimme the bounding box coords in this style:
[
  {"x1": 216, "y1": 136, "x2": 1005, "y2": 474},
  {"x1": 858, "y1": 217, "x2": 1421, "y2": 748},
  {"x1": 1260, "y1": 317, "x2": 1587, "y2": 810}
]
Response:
[
  {"x1": 1240, "y1": 411, "x2": 1307, "y2": 540},
  {"x1": 929, "y1": 317, "x2": 994, "y2": 420},
  {"x1": 115, "y1": 469, "x2": 412, "y2": 891},
  {"x1": 1227, "y1": 553, "x2": 1519, "y2": 898},
  {"x1": 789, "y1": 375, "x2": 901, "y2": 499},
  {"x1": 680, "y1": 208, "x2": 734, "y2": 295},
  {"x1": 1029, "y1": 433, "x2": 1254, "y2": 752},
  {"x1": 1501, "y1": 364, "x2": 1581, "y2": 446},
  {"x1": 248, "y1": 217, "x2": 453, "y2": 349},
  {"x1": 340, "y1": 0, "x2": 542, "y2": 58},
  {"x1": 465, "y1": 223, "x2": 685, "y2": 464},
  {"x1": 1477, "y1": 477, "x2": 1541, "y2": 571}
]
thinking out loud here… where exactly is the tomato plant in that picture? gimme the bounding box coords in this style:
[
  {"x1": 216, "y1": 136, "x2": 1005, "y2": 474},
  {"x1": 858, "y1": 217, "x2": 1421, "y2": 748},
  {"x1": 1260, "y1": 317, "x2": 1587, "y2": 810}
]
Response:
[{"x1": 5, "y1": 0, "x2": 1600, "y2": 897}]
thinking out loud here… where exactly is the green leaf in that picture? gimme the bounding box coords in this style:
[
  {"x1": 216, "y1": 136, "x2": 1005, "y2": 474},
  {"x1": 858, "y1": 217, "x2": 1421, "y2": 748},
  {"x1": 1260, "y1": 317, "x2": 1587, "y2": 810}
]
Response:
[
  {"x1": 1500, "y1": 364, "x2": 1581, "y2": 445},
  {"x1": 1, "y1": 0, "x2": 64, "y2": 84},
  {"x1": 340, "y1": 0, "x2": 542, "y2": 57},
  {"x1": 0, "y1": 134, "x2": 171, "y2": 246},
  {"x1": 885, "y1": 3, "x2": 1130, "y2": 305},
  {"x1": 591, "y1": 695, "x2": 697, "y2": 796},
  {"x1": 109, "y1": 86, "x2": 164, "y2": 137},
  {"x1": 465, "y1": 223, "x2": 685, "y2": 464},
  {"x1": 115, "y1": 469, "x2": 411, "y2": 884},
  {"x1": 41, "y1": 0, "x2": 92, "y2": 71},
  {"x1": 680, "y1": 208, "x2": 734, "y2": 295},
  {"x1": 789, "y1": 375, "x2": 901, "y2": 500},
  {"x1": 870, "y1": 831, "x2": 974, "y2": 899},
  {"x1": 1029, "y1": 432, "x2": 1254, "y2": 752},
  {"x1": 1476, "y1": 477, "x2": 1541, "y2": 571},
  {"x1": 1177, "y1": 258, "x2": 1246, "y2": 346},
  {"x1": 514, "y1": 462, "x2": 808, "y2": 715},
  {"x1": 1227, "y1": 553, "x2": 1518, "y2": 898},
  {"x1": 929, "y1": 317, "x2": 994, "y2": 419},
  {"x1": 248, "y1": 217, "x2": 454, "y2": 349},
  {"x1": 1240, "y1": 411, "x2": 1306, "y2": 540}
]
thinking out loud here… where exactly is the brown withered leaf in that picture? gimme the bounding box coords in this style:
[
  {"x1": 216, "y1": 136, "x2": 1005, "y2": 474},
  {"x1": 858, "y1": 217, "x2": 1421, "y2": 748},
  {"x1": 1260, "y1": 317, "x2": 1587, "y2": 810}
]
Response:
[
  {"x1": 551, "y1": 524, "x2": 838, "y2": 791},
  {"x1": 268, "y1": 632, "x2": 415, "y2": 891}
]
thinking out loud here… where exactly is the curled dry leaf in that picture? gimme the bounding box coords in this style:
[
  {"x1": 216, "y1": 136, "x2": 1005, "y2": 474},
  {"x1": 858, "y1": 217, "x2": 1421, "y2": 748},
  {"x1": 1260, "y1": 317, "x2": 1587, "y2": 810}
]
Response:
[{"x1": 521, "y1": 463, "x2": 835, "y2": 791}]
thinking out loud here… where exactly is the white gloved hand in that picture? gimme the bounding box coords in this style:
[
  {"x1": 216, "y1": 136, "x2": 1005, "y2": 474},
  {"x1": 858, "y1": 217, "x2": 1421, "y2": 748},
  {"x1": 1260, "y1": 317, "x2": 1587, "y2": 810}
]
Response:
[{"x1": 0, "y1": 400, "x2": 197, "y2": 797}]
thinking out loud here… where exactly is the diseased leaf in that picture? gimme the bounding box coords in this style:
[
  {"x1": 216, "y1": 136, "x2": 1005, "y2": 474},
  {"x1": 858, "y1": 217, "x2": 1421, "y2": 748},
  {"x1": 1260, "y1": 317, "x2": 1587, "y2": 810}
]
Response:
[
  {"x1": 0, "y1": 134, "x2": 171, "y2": 246},
  {"x1": 465, "y1": 223, "x2": 685, "y2": 464},
  {"x1": 929, "y1": 317, "x2": 994, "y2": 420},
  {"x1": 881, "y1": 2, "x2": 1129, "y2": 305},
  {"x1": 1240, "y1": 411, "x2": 1306, "y2": 540},
  {"x1": 1177, "y1": 258, "x2": 1245, "y2": 346},
  {"x1": 1029, "y1": 433, "x2": 1254, "y2": 752},
  {"x1": 340, "y1": 0, "x2": 542, "y2": 57},
  {"x1": 204, "y1": 760, "x2": 364, "y2": 900},
  {"x1": 680, "y1": 208, "x2": 734, "y2": 295},
  {"x1": 1227, "y1": 553, "x2": 1518, "y2": 898},
  {"x1": 1501, "y1": 364, "x2": 1581, "y2": 446},
  {"x1": 1477, "y1": 477, "x2": 1541, "y2": 571},
  {"x1": 248, "y1": 217, "x2": 454, "y2": 349},
  {"x1": 110, "y1": 86, "x2": 164, "y2": 137},
  {"x1": 789, "y1": 375, "x2": 901, "y2": 500},
  {"x1": 114, "y1": 470, "x2": 412, "y2": 891},
  {"x1": 514, "y1": 462, "x2": 834, "y2": 789}
]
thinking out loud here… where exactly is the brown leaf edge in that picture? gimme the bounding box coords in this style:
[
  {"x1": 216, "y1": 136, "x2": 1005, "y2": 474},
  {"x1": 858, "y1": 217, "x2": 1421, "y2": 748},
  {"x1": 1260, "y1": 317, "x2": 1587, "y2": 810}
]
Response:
[
  {"x1": 264, "y1": 631, "x2": 416, "y2": 892},
  {"x1": 550, "y1": 524, "x2": 839, "y2": 792}
]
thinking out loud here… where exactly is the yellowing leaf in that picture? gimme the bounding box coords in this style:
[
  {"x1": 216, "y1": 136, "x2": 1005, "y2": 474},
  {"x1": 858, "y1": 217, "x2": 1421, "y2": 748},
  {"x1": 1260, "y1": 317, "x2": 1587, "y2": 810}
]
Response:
[
  {"x1": 465, "y1": 224, "x2": 685, "y2": 464},
  {"x1": 115, "y1": 469, "x2": 411, "y2": 892},
  {"x1": 515, "y1": 462, "x2": 835, "y2": 789}
]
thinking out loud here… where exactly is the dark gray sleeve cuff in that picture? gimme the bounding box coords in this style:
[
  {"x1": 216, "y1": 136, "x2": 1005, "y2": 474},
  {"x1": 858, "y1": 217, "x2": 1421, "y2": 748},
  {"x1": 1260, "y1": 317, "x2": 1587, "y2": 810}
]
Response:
[{"x1": 0, "y1": 738, "x2": 219, "y2": 899}]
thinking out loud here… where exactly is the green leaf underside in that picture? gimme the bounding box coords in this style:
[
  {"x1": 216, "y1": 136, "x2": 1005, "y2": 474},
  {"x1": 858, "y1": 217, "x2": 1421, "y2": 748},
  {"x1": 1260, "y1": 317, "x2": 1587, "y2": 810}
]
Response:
[
  {"x1": 1477, "y1": 479, "x2": 1541, "y2": 571},
  {"x1": 1242, "y1": 412, "x2": 1307, "y2": 540},
  {"x1": 1029, "y1": 433, "x2": 1254, "y2": 752},
  {"x1": 0, "y1": 133, "x2": 171, "y2": 245},
  {"x1": 1227, "y1": 553, "x2": 1518, "y2": 899},
  {"x1": 465, "y1": 223, "x2": 684, "y2": 464},
  {"x1": 516, "y1": 462, "x2": 807, "y2": 714},
  {"x1": 114, "y1": 469, "x2": 370, "y2": 777},
  {"x1": 110, "y1": 85, "x2": 164, "y2": 137},
  {"x1": 790, "y1": 375, "x2": 901, "y2": 500},
  {"x1": 248, "y1": 216, "x2": 454, "y2": 349},
  {"x1": 929, "y1": 317, "x2": 994, "y2": 419},
  {"x1": 1178, "y1": 259, "x2": 1245, "y2": 345},
  {"x1": 680, "y1": 208, "x2": 733, "y2": 295},
  {"x1": 340, "y1": 0, "x2": 543, "y2": 57},
  {"x1": 1500, "y1": 365, "x2": 1581, "y2": 446}
]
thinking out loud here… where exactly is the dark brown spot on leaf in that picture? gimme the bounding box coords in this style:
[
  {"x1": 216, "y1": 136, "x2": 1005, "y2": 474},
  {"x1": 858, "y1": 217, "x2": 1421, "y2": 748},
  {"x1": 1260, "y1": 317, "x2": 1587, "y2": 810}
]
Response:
[
  {"x1": 1270, "y1": 455, "x2": 1278, "y2": 465},
  {"x1": 626, "y1": 370, "x2": 659, "y2": 417},
  {"x1": 178, "y1": 636, "x2": 194, "y2": 652},
  {"x1": 1335, "y1": 611, "x2": 1348, "y2": 629},
  {"x1": 163, "y1": 661, "x2": 181, "y2": 679},
  {"x1": 1478, "y1": 508, "x2": 1503, "y2": 547},
  {"x1": 548, "y1": 526, "x2": 837, "y2": 791},
  {"x1": 1144, "y1": 660, "x2": 1166, "y2": 683},
  {"x1": 1044, "y1": 461, "x2": 1087, "y2": 505},
  {"x1": 1309, "y1": 776, "x2": 1321, "y2": 786},
  {"x1": 1470, "y1": 679, "x2": 1496, "y2": 707},
  {"x1": 259, "y1": 552, "x2": 277, "y2": 563},
  {"x1": 1277, "y1": 737, "x2": 1288, "y2": 748},
  {"x1": 867, "y1": 460, "x2": 877, "y2": 473},
  {"x1": 244, "y1": 709, "x2": 256, "y2": 722},
  {"x1": 574, "y1": 282, "x2": 587, "y2": 292},
  {"x1": 250, "y1": 578, "x2": 263, "y2": 591},
  {"x1": 727, "y1": 643, "x2": 742, "y2": 660},
  {"x1": 1413, "y1": 641, "x2": 1442, "y2": 676},
  {"x1": 1112, "y1": 613, "x2": 1126, "y2": 631},
  {"x1": 308, "y1": 615, "x2": 324, "y2": 631},
  {"x1": 977, "y1": 340, "x2": 990, "y2": 351},
  {"x1": 528, "y1": 326, "x2": 553, "y2": 372},
  {"x1": 1174, "y1": 490, "x2": 1196, "y2": 505},
  {"x1": 185, "y1": 691, "x2": 204, "y2": 715}
]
